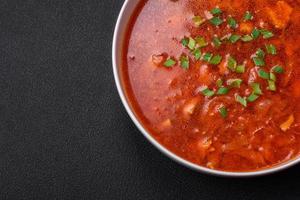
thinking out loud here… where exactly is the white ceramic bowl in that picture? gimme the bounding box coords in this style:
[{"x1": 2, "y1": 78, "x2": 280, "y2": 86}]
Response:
[{"x1": 112, "y1": 0, "x2": 300, "y2": 177}]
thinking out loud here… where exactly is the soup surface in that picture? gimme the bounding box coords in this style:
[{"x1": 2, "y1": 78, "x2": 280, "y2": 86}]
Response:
[{"x1": 122, "y1": 0, "x2": 300, "y2": 172}]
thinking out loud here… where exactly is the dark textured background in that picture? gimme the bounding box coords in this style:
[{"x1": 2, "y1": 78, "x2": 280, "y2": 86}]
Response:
[{"x1": 0, "y1": 0, "x2": 299, "y2": 199}]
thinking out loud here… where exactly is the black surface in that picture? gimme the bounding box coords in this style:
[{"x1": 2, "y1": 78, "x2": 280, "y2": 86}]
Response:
[{"x1": 0, "y1": 0, "x2": 299, "y2": 199}]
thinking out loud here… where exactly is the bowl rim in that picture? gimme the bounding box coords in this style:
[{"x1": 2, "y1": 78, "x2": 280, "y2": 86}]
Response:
[{"x1": 112, "y1": 0, "x2": 300, "y2": 177}]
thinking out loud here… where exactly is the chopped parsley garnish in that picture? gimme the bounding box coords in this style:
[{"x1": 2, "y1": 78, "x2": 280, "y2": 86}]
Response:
[
  {"x1": 209, "y1": 55, "x2": 222, "y2": 65},
  {"x1": 247, "y1": 93, "x2": 259, "y2": 102},
  {"x1": 272, "y1": 65, "x2": 284, "y2": 74},
  {"x1": 228, "y1": 17, "x2": 237, "y2": 29},
  {"x1": 193, "y1": 48, "x2": 202, "y2": 60},
  {"x1": 180, "y1": 55, "x2": 189, "y2": 69},
  {"x1": 202, "y1": 53, "x2": 213, "y2": 62},
  {"x1": 229, "y1": 34, "x2": 241, "y2": 43},
  {"x1": 228, "y1": 56, "x2": 237, "y2": 71},
  {"x1": 241, "y1": 35, "x2": 253, "y2": 42},
  {"x1": 201, "y1": 87, "x2": 215, "y2": 97},
  {"x1": 216, "y1": 79, "x2": 223, "y2": 87},
  {"x1": 267, "y1": 80, "x2": 276, "y2": 91},
  {"x1": 260, "y1": 29, "x2": 274, "y2": 39},
  {"x1": 188, "y1": 37, "x2": 196, "y2": 50},
  {"x1": 217, "y1": 87, "x2": 229, "y2": 95},
  {"x1": 256, "y1": 48, "x2": 265, "y2": 58},
  {"x1": 227, "y1": 79, "x2": 243, "y2": 88},
  {"x1": 270, "y1": 72, "x2": 276, "y2": 81},
  {"x1": 164, "y1": 58, "x2": 176, "y2": 67},
  {"x1": 210, "y1": 17, "x2": 223, "y2": 26},
  {"x1": 252, "y1": 57, "x2": 265, "y2": 67},
  {"x1": 251, "y1": 83, "x2": 263, "y2": 95},
  {"x1": 211, "y1": 7, "x2": 222, "y2": 15},
  {"x1": 193, "y1": 16, "x2": 206, "y2": 27},
  {"x1": 236, "y1": 95, "x2": 247, "y2": 107},
  {"x1": 195, "y1": 36, "x2": 208, "y2": 48},
  {"x1": 251, "y1": 28, "x2": 260, "y2": 39},
  {"x1": 212, "y1": 37, "x2": 222, "y2": 48},
  {"x1": 181, "y1": 38, "x2": 189, "y2": 47},
  {"x1": 244, "y1": 11, "x2": 253, "y2": 21},
  {"x1": 219, "y1": 106, "x2": 228, "y2": 118},
  {"x1": 265, "y1": 44, "x2": 277, "y2": 55},
  {"x1": 258, "y1": 69, "x2": 270, "y2": 79},
  {"x1": 236, "y1": 65, "x2": 246, "y2": 73}
]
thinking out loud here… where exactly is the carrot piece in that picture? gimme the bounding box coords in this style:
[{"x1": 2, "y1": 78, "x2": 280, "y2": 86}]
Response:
[
  {"x1": 218, "y1": 58, "x2": 229, "y2": 75},
  {"x1": 239, "y1": 22, "x2": 253, "y2": 34},
  {"x1": 280, "y1": 115, "x2": 295, "y2": 132},
  {"x1": 266, "y1": 1, "x2": 293, "y2": 29}
]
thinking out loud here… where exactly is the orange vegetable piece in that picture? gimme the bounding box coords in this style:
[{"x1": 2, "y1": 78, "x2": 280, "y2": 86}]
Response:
[
  {"x1": 218, "y1": 56, "x2": 229, "y2": 75},
  {"x1": 280, "y1": 115, "x2": 295, "y2": 132},
  {"x1": 239, "y1": 22, "x2": 253, "y2": 34},
  {"x1": 266, "y1": 1, "x2": 293, "y2": 29}
]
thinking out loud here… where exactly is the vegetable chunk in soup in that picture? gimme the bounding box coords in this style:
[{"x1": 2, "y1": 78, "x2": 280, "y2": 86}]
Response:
[{"x1": 122, "y1": 0, "x2": 300, "y2": 172}]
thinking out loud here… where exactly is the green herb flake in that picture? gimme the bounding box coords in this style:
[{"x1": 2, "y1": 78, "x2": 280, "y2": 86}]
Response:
[
  {"x1": 256, "y1": 48, "x2": 265, "y2": 58},
  {"x1": 272, "y1": 65, "x2": 284, "y2": 74},
  {"x1": 236, "y1": 95, "x2": 247, "y2": 107},
  {"x1": 180, "y1": 55, "x2": 189, "y2": 69},
  {"x1": 228, "y1": 56, "x2": 237, "y2": 71},
  {"x1": 252, "y1": 57, "x2": 265, "y2": 67},
  {"x1": 236, "y1": 65, "x2": 246, "y2": 73},
  {"x1": 260, "y1": 29, "x2": 274, "y2": 39},
  {"x1": 212, "y1": 37, "x2": 222, "y2": 48},
  {"x1": 228, "y1": 17, "x2": 237, "y2": 29},
  {"x1": 267, "y1": 80, "x2": 276, "y2": 91},
  {"x1": 227, "y1": 79, "x2": 243, "y2": 88},
  {"x1": 270, "y1": 72, "x2": 276, "y2": 81},
  {"x1": 164, "y1": 58, "x2": 176, "y2": 68},
  {"x1": 202, "y1": 53, "x2": 213, "y2": 62},
  {"x1": 265, "y1": 44, "x2": 277, "y2": 55},
  {"x1": 188, "y1": 37, "x2": 196, "y2": 50},
  {"x1": 201, "y1": 87, "x2": 215, "y2": 97},
  {"x1": 181, "y1": 38, "x2": 189, "y2": 47},
  {"x1": 216, "y1": 79, "x2": 223, "y2": 87},
  {"x1": 193, "y1": 48, "x2": 202, "y2": 60},
  {"x1": 217, "y1": 87, "x2": 229, "y2": 95},
  {"x1": 211, "y1": 7, "x2": 222, "y2": 15},
  {"x1": 210, "y1": 17, "x2": 223, "y2": 26},
  {"x1": 195, "y1": 36, "x2": 208, "y2": 48},
  {"x1": 229, "y1": 34, "x2": 241, "y2": 43},
  {"x1": 251, "y1": 28, "x2": 260, "y2": 39},
  {"x1": 209, "y1": 55, "x2": 222, "y2": 65},
  {"x1": 258, "y1": 69, "x2": 270, "y2": 79},
  {"x1": 247, "y1": 93, "x2": 260, "y2": 102},
  {"x1": 244, "y1": 11, "x2": 253, "y2": 21},
  {"x1": 219, "y1": 106, "x2": 228, "y2": 118},
  {"x1": 251, "y1": 83, "x2": 263, "y2": 95},
  {"x1": 192, "y1": 16, "x2": 206, "y2": 27},
  {"x1": 241, "y1": 35, "x2": 253, "y2": 42}
]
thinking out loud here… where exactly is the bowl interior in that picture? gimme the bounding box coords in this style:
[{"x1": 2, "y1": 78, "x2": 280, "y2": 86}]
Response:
[{"x1": 112, "y1": 0, "x2": 300, "y2": 177}]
